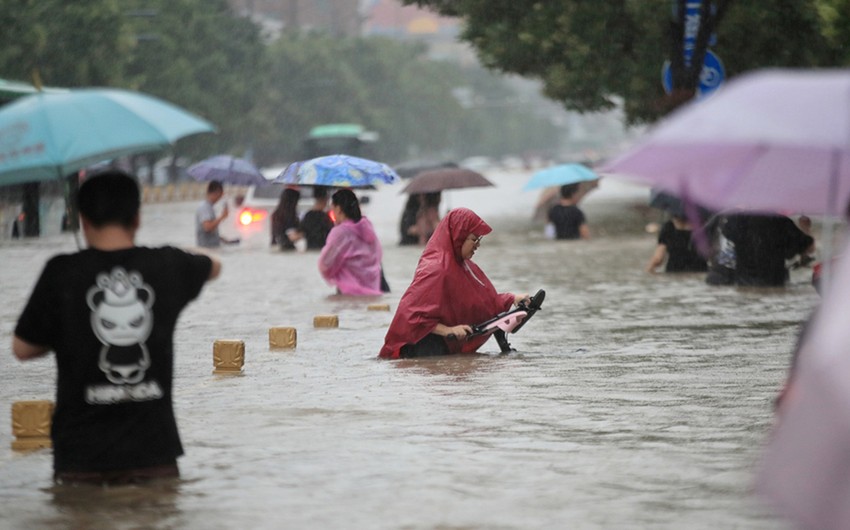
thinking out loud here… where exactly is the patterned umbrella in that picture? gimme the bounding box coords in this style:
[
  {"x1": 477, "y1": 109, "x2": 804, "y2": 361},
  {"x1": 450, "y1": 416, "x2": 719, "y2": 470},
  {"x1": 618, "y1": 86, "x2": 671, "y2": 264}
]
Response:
[{"x1": 274, "y1": 154, "x2": 399, "y2": 189}]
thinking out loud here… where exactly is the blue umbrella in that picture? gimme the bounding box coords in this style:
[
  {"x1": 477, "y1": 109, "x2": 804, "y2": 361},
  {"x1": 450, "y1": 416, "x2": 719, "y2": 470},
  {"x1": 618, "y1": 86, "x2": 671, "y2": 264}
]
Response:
[
  {"x1": 187, "y1": 155, "x2": 267, "y2": 186},
  {"x1": 0, "y1": 88, "x2": 215, "y2": 186},
  {"x1": 523, "y1": 163, "x2": 600, "y2": 191},
  {"x1": 274, "y1": 154, "x2": 399, "y2": 189}
]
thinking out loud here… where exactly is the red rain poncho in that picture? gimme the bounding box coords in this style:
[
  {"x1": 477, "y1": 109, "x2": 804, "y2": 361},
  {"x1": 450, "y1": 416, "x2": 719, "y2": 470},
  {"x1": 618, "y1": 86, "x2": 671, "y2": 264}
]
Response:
[{"x1": 379, "y1": 208, "x2": 514, "y2": 359}]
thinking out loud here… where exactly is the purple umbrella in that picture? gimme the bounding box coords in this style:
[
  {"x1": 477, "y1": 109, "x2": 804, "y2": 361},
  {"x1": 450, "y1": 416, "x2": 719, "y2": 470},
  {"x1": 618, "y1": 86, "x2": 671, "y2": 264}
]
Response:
[
  {"x1": 600, "y1": 68, "x2": 850, "y2": 529},
  {"x1": 600, "y1": 68, "x2": 850, "y2": 217},
  {"x1": 756, "y1": 249, "x2": 850, "y2": 530},
  {"x1": 187, "y1": 155, "x2": 268, "y2": 186}
]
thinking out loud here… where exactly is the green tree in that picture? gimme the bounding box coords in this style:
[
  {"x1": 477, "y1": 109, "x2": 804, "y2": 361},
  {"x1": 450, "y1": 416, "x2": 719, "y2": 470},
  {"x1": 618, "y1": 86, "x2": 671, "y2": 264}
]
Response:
[
  {"x1": 255, "y1": 34, "x2": 560, "y2": 165},
  {"x1": 0, "y1": 0, "x2": 130, "y2": 87},
  {"x1": 404, "y1": 0, "x2": 837, "y2": 123},
  {"x1": 121, "y1": 0, "x2": 268, "y2": 157},
  {"x1": 0, "y1": 1, "x2": 562, "y2": 169}
]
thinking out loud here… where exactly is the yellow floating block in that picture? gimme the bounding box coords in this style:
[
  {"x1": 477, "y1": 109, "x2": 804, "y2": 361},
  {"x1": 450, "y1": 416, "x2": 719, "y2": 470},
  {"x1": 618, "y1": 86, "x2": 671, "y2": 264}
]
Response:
[
  {"x1": 213, "y1": 339, "x2": 245, "y2": 374},
  {"x1": 11, "y1": 400, "x2": 54, "y2": 451},
  {"x1": 367, "y1": 304, "x2": 391, "y2": 312},
  {"x1": 313, "y1": 315, "x2": 339, "y2": 328},
  {"x1": 269, "y1": 327, "x2": 297, "y2": 349}
]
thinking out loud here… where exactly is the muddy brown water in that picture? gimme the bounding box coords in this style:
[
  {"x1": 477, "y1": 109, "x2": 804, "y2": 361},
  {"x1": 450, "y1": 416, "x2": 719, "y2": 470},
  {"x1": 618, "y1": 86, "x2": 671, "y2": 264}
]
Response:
[{"x1": 1, "y1": 172, "x2": 823, "y2": 529}]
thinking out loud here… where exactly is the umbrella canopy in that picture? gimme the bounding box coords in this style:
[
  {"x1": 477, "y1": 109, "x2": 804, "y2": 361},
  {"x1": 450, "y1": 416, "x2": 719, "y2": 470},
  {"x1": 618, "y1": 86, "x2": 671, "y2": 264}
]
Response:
[
  {"x1": 523, "y1": 163, "x2": 599, "y2": 191},
  {"x1": 187, "y1": 155, "x2": 267, "y2": 186},
  {"x1": 393, "y1": 160, "x2": 458, "y2": 180},
  {"x1": 401, "y1": 167, "x2": 493, "y2": 194},
  {"x1": 0, "y1": 78, "x2": 66, "y2": 102},
  {"x1": 600, "y1": 68, "x2": 850, "y2": 217},
  {"x1": 0, "y1": 88, "x2": 215, "y2": 186},
  {"x1": 274, "y1": 154, "x2": 399, "y2": 189},
  {"x1": 756, "y1": 249, "x2": 850, "y2": 530}
]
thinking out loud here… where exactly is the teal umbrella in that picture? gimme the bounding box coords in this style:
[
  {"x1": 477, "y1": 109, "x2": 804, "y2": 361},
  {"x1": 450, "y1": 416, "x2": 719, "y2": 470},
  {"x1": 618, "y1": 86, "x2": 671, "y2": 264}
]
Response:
[
  {"x1": 523, "y1": 163, "x2": 600, "y2": 191},
  {"x1": 0, "y1": 88, "x2": 215, "y2": 186}
]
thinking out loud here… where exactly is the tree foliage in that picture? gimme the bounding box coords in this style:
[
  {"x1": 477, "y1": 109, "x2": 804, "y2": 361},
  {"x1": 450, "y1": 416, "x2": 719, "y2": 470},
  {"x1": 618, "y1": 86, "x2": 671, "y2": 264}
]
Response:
[
  {"x1": 404, "y1": 0, "x2": 842, "y2": 123},
  {"x1": 0, "y1": 0, "x2": 562, "y2": 170},
  {"x1": 0, "y1": 0, "x2": 130, "y2": 87}
]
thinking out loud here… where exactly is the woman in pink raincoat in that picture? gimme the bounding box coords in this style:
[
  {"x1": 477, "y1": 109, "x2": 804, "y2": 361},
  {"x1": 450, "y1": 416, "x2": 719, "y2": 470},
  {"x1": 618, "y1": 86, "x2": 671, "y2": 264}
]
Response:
[{"x1": 318, "y1": 189, "x2": 384, "y2": 295}]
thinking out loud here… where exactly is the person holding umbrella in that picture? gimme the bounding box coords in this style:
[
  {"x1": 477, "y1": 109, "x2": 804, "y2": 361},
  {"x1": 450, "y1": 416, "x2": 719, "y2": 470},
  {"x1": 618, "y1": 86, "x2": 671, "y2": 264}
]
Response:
[
  {"x1": 299, "y1": 185, "x2": 334, "y2": 249},
  {"x1": 548, "y1": 183, "x2": 590, "y2": 240},
  {"x1": 411, "y1": 191, "x2": 442, "y2": 246},
  {"x1": 271, "y1": 187, "x2": 303, "y2": 251}
]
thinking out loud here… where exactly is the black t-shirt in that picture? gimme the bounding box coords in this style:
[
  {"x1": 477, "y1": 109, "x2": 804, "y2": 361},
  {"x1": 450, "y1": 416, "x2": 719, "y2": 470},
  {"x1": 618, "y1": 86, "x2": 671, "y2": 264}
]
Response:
[
  {"x1": 548, "y1": 204, "x2": 586, "y2": 240},
  {"x1": 301, "y1": 210, "x2": 334, "y2": 249},
  {"x1": 658, "y1": 220, "x2": 708, "y2": 273},
  {"x1": 723, "y1": 214, "x2": 813, "y2": 286},
  {"x1": 15, "y1": 246, "x2": 212, "y2": 473}
]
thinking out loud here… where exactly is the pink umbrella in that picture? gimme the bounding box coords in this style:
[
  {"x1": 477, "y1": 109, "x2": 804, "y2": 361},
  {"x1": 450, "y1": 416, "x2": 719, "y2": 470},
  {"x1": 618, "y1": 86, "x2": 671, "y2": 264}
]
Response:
[
  {"x1": 600, "y1": 68, "x2": 850, "y2": 217},
  {"x1": 601, "y1": 68, "x2": 850, "y2": 528},
  {"x1": 757, "y1": 249, "x2": 850, "y2": 529}
]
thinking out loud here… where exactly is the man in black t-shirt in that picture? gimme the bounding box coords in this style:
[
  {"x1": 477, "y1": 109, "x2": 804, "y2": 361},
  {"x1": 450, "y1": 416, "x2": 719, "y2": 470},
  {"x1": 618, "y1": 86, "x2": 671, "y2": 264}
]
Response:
[
  {"x1": 13, "y1": 171, "x2": 221, "y2": 485},
  {"x1": 547, "y1": 183, "x2": 590, "y2": 240},
  {"x1": 300, "y1": 185, "x2": 334, "y2": 249}
]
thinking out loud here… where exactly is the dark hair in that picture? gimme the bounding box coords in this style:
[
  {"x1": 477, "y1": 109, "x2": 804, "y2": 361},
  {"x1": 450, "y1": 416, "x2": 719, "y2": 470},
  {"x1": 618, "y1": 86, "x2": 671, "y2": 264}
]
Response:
[
  {"x1": 332, "y1": 188, "x2": 362, "y2": 222},
  {"x1": 273, "y1": 187, "x2": 301, "y2": 226},
  {"x1": 207, "y1": 180, "x2": 223, "y2": 194},
  {"x1": 560, "y1": 183, "x2": 580, "y2": 199},
  {"x1": 422, "y1": 191, "x2": 441, "y2": 208},
  {"x1": 313, "y1": 185, "x2": 329, "y2": 200},
  {"x1": 77, "y1": 170, "x2": 140, "y2": 229}
]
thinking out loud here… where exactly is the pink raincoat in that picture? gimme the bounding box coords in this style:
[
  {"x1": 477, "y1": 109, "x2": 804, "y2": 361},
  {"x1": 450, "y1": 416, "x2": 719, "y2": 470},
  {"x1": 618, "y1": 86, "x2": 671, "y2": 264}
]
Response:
[{"x1": 318, "y1": 216, "x2": 383, "y2": 295}]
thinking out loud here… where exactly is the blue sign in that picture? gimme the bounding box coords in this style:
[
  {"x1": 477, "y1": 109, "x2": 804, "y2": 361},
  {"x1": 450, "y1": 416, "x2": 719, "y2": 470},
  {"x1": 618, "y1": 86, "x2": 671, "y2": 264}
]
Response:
[
  {"x1": 682, "y1": 1, "x2": 703, "y2": 67},
  {"x1": 661, "y1": 49, "x2": 725, "y2": 98}
]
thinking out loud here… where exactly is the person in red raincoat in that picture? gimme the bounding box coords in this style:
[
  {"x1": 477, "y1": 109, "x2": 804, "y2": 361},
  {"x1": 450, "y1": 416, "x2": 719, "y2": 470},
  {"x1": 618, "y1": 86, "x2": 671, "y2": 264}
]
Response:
[{"x1": 379, "y1": 208, "x2": 528, "y2": 359}]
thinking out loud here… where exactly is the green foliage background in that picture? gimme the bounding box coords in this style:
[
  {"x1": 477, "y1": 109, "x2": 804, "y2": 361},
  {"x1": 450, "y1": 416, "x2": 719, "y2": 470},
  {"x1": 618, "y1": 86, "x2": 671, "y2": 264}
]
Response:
[
  {"x1": 405, "y1": 0, "x2": 850, "y2": 123},
  {"x1": 0, "y1": 0, "x2": 562, "y2": 168}
]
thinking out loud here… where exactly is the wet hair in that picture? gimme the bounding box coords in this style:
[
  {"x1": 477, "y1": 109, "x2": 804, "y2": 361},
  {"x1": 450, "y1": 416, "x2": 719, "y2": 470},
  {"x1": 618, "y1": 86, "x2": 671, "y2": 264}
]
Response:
[
  {"x1": 274, "y1": 188, "x2": 300, "y2": 223},
  {"x1": 77, "y1": 170, "x2": 140, "y2": 229},
  {"x1": 313, "y1": 185, "x2": 329, "y2": 200},
  {"x1": 271, "y1": 187, "x2": 301, "y2": 242},
  {"x1": 560, "y1": 183, "x2": 580, "y2": 199},
  {"x1": 207, "y1": 180, "x2": 223, "y2": 194},
  {"x1": 422, "y1": 191, "x2": 441, "y2": 208},
  {"x1": 332, "y1": 188, "x2": 362, "y2": 222}
]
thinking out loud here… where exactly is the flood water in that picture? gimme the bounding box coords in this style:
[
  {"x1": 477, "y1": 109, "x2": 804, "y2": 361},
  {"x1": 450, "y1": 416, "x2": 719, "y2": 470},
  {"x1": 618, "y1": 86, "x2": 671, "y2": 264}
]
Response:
[{"x1": 0, "y1": 171, "x2": 826, "y2": 529}]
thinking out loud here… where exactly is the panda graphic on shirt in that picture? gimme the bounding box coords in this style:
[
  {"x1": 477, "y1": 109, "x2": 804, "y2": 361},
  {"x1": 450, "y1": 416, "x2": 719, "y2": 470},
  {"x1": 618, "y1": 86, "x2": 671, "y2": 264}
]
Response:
[{"x1": 85, "y1": 267, "x2": 163, "y2": 404}]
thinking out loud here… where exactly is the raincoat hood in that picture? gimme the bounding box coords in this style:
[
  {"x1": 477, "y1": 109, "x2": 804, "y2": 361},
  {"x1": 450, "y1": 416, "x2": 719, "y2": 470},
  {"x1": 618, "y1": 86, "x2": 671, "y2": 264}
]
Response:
[
  {"x1": 343, "y1": 216, "x2": 380, "y2": 246},
  {"x1": 379, "y1": 208, "x2": 514, "y2": 359},
  {"x1": 423, "y1": 206, "x2": 492, "y2": 264}
]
